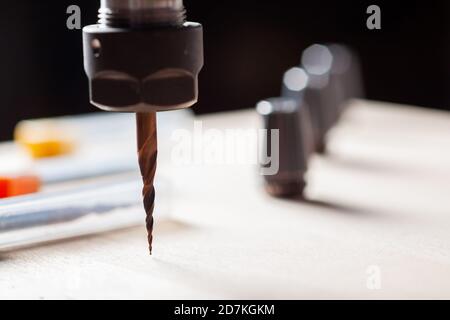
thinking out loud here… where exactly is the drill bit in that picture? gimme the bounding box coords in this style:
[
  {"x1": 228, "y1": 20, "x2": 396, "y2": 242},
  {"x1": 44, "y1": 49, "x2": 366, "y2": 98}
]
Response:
[
  {"x1": 136, "y1": 112, "x2": 158, "y2": 254},
  {"x1": 83, "y1": 0, "x2": 203, "y2": 254}
]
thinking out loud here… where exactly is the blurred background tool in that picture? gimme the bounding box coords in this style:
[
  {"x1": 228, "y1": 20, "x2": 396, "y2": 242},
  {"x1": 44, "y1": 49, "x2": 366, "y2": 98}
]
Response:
[
  {"x1": 82, "y1": 0, "x2": 203, "y2": 253},
  {"x1": 281, "y1": 67, "x2": 308, "y2": 102},
  {"x1": 0, "y1": 175, "x2": 171, "y2": 251},
  {"x1": 0, "y1": 110, "x2": 180, "y2": 250},
  {"x1": 301, "y1": 44, "x2": 339, "y2": 149},
  {"x1": 281, "y1": 67, "x2": 321, "y2": 150},
  {"x1": 328, "y1": 44, "x2": 364, "y2": 115},
  {"x1": 257, "y1": 97, "x2": 314, "y2": 198},
  {"x1": 21, "y1": 113, "x2": 138, "y2": 184},
  {"x1": 261, "y1": 43, "x2": 365, "y2": 199},
  {"x1": 300, "y1": 43, "x2": 365, "y2": 152}
]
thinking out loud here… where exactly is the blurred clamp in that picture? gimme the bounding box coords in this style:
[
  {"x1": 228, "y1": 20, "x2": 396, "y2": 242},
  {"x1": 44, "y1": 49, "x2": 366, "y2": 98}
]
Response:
[
  {"x1": 257, "y1": 43, "x2": 364, "y2": 198},
  {"x1": 257, "y1": 98, "x2": 314, "y2": 198}
]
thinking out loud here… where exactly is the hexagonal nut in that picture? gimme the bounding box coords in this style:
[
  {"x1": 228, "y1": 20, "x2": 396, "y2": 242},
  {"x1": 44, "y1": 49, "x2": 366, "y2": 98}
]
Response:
[
  {"x1": 142, "y1": 69, "x2": 197, "y2": 109},
  {"x1": 90, "y1": 69, "x2": 198, "y2": 112}
]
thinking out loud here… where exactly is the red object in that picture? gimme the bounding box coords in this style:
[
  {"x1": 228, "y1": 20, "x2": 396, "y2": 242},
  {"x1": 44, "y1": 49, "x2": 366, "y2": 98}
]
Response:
[{"x1": 0, "y1": 176, "x2": 41, "y2": 199}]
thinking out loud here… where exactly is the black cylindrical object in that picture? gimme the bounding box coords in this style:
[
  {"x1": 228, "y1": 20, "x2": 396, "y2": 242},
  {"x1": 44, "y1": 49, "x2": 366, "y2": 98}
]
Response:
[
  {"x1": 302, "y1": 44, "x2": 339, "y2": 135},
  {"x1": 257, "y1": 97, "x2": 314, "y2": 198},
  {"x1": 281, "y1": 66, "x2": 308, "y2": 101},
  {"x1": 82, "y1": 0, "x2": 204, "y2": 113},
  {"x1": 328, "y1": 44, "x2": 365, "y2": 114},
  {"x1": 281, "y1": 66, "x2": 324, "y2": 152}
]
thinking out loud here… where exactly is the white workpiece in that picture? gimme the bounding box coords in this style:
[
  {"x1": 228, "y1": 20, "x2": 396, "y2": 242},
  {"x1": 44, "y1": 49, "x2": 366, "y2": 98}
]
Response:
[{"x1": 1, "y1": 100, "x2": 450, "y2": 299}]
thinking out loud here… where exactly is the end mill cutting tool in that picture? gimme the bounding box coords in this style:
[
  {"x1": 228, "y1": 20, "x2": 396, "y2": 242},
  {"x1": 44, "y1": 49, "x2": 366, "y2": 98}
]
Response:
[{"x1": 82, "y1": 0, "x2": 204, "y2": 254}]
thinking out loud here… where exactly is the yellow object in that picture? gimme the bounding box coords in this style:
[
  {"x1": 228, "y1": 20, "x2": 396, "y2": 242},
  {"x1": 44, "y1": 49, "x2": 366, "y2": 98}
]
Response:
[{"x1": 14, "y1": 120, "x2": 76, "y2": 158}]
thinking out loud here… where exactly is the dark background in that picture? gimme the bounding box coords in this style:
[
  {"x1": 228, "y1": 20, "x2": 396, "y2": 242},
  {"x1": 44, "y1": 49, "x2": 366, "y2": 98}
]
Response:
[{"x1": 0, "y1": 1, "x2": 448, "y2": 141}]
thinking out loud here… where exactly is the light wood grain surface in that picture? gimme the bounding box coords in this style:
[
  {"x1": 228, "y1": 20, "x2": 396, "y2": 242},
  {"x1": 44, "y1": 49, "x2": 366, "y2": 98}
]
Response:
[{"x1": 1, "y1": 100, "x2": 450, "y2": 300}]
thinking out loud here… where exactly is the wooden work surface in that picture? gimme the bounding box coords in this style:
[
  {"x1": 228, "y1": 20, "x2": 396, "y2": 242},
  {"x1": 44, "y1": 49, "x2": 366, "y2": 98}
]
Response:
[{"x1": 1, "y1": 100, "x2": 450, "y2": 300}]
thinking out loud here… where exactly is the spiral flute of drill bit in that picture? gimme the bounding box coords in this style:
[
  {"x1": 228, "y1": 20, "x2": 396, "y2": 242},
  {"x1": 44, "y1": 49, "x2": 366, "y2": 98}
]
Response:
[{"x1": 136, "y1": 113, "x2": 158, "y2": 254}]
